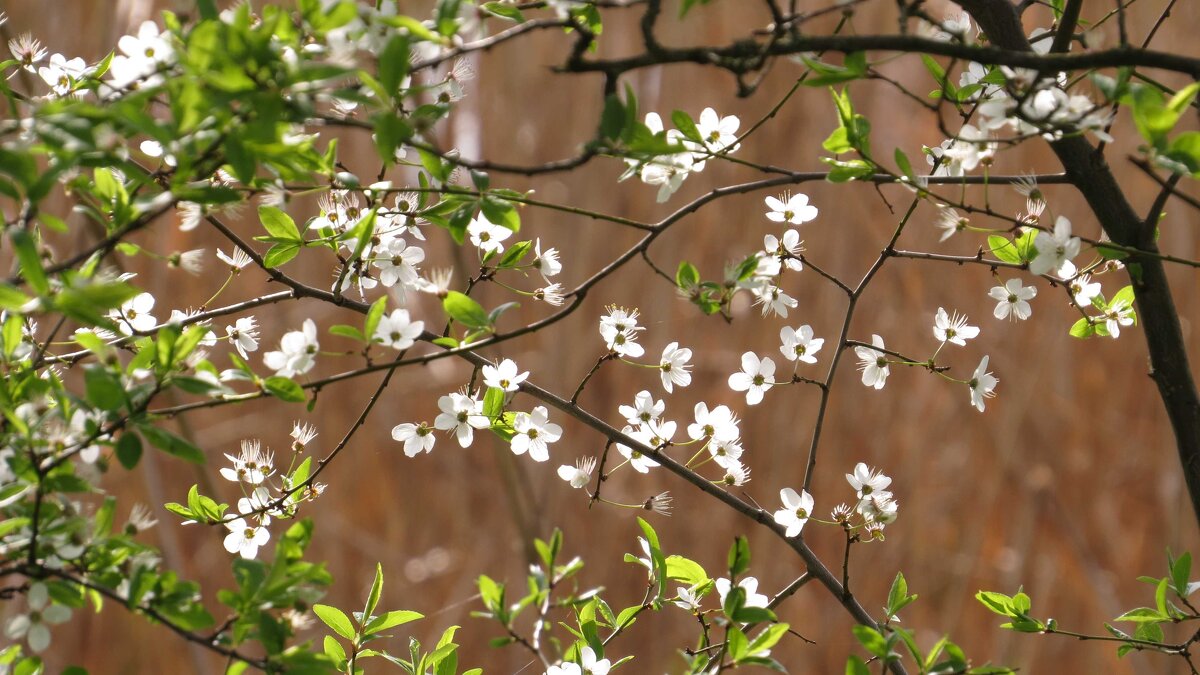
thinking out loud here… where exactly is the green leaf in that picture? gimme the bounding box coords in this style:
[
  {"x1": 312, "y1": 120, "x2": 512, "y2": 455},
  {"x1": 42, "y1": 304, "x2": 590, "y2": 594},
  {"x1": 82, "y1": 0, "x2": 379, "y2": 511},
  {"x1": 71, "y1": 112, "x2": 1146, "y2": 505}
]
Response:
[
  {"x1": 887, "y1": 572, "x2": 916, "y2": 617},
  {"x1": 482, "y1": 386, "x2": 505, "y2": 420},
  {"x1": 727, "y1": 624, "x2": 749, "y2": 660},
  {"x1": 258, "y1": 206, "x2": 301, "y2": 242},
  {"x1": 365, "y1": 563, "x2": 384, "y2": 619},
  {"x1": 378, "y1": 35, "x2": 411, "y2": 99},
  {"x1": 364, "y1": 610, "x2": 423, "y2": 635},
  {"x1": 263, "y1": 377, "x2": 306, "y2": 403},
  {"x1": 140, "y1": 425, "x2": 205, "y2": 464},
  {"x1": 988, "y1": 235, "x2": 1021, "y2": 264},
  {"x1": 852, "y1": 625, "x2": 889, "y2": 658},
  {"x1": 665, "y1": 555, "x2": 708, "y2": 586},
  {"x1": 727, "y1": 536, "x2": 750, "y2": 577},
  {"x1": 84, "y1": 365, "x2": 125, "y2": 411},
  {"x1": 1069, "y1": 317, "x2": 1096, "y2": 339},
  {"x1": 1113, "y1": 607, "x2": 1169, "y2": 623},
  {"x1": 599, "y1": 94, "x2": 625, "y2": 140},
  {"x1": 313, "y1": 604, "x2": 356, "y2": 641},
  {"x1": 497, "y1": 240, "x2": 532, "y2": 269},
  {"x1": 1171, "y1": 551, "x2": 1192, "y2": 598},
  {"x1": 442, "y1": 291, "x2": 490, "y2": 329},
  {"x1": 364, "y1": 296, "x2": 388, "y2": 343},
  {"x1": 0, "y1": 284, "x2": 31, "y2": 311},
  {"x1": 323, "y1": 634, "x2": 346, "y2": 663},
  {"x1": 846, "y1": 655, "x2": 871, "y2": 675},
  {"x1": 676, "y1": 261, "x2": 699, "y2": 289},
  {"x1": 481, "y1": 2, "x2": 525, "y2": 21},
  {"x1": 11, "y1": 229, "x2": 48, "y2": 295},
  {"x1": 671, "y1": 110, "x2": 702, "y2": 144},
  {"x1": 263, "y1": 243, "x2": 300, "y2": 268},
  {"x1": 115, "y1": 433, "x2": 143, "y2": 470}
]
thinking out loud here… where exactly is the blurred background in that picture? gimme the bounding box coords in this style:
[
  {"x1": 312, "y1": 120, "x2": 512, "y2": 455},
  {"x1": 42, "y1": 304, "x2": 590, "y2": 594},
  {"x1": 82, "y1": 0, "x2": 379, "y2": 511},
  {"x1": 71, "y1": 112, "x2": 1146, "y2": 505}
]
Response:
[{"x1": 3, "y1": 0, "x2": 1200, "y2": 672}]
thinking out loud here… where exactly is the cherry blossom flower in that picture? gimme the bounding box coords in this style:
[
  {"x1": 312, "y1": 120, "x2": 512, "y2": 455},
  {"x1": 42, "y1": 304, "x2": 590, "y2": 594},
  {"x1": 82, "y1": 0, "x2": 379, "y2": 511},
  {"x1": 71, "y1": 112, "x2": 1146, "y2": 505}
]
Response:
[
  {"x1": 968, "y1": 355, "x2": 998, "y2": 411},
  {"x1": 715, "y1": 576, "x2": 768, "y2": 609},
  {"x1": 220, "y1": 439, "x2": 274, "y2": 485},
  {"x1": 764, "y1": 229, "x2": 804, "y2": 271},
  {"x1": 290, "y1": 422, "x2": 317, "y2": 453},
  {"x1": 434, "y1": 392, "x2": 489, "y2": 447},
  {"x1": 616, "y1": 426, "x2": 662, "y2": 473},
  {"x1": 765, "y1": 191, "x2": 818, "y2": 225},
  {"x1": 694, "y1": 106, "x2": 740, "y2": 158},
  {"x1": 1104, "y1": 299, "x2": 1135, "y2": 339},
  {"x1": 5, "y1": 583, "x2": 70, "y2": 652},
  {"x1": 217, "y1": 247, "x2": 252, "y2": 271},
  {"x1": 373, "y1": 236, "x2": 424, "y2": 288},
  {"x1": 226, "y1": 317, "x2": 260, "y2": 359},
  {"x1": 482, "y1": 358, "x2": 528, "y2": 392},
  {"x1": 111, "y1": 292, "x2": 157, "y2": 335},
  {"x1": 467, "y1": 213, "x2": 511, "y2": 255},
  {"x1": 9, "y1": 33, "x2": 47, "y2": 72},
  {"x1": 535, "y1": 283, "x2": 565, "y2": 306},
  {"x1": 223, "y1": 518, "x2": 270, "y2": 559},
  {"x1": 935, "y1": 207, "x2": 968, "y2": 242},
  {"x1": 511, "y1": 406, "x2": 562, "y2": 462},
  {"x1": 721, "y1": 461, "x2": 751, "y2": 486},
  {"x1": 687, "y1": 402, "x2": 740, "y2": 443},
  {"x1": 728, "y1": 352, "x2": 776, "y2": 405},
  {"x1": 557, "y1": 456, "x2": 596, "y2": 489},
  {"x1": 989, "y1": 278, "x2": 1037, "y2": 321},
  {"x1": 619, "y1": 390, "x2": 665, "y2": 427},
  {"x1": 933, "y1": 308, "x2": 979, "y2": 346},
  {"x1": 392, "y1": 422, "x2": 435, "y2": 456},
  {"x1": 38, "y1": 53, "x2": 88, "y2": 96},
  {"x1": 374, "y1": 308, "x2": 423, "y2": 350},
  {"x1": 673, "y1": 584, "x2": 704, "y2": 612},
  {"x1": 708, "y1": 438, "x2": 744, "y2": 469},
  {"x1": 846, "y1": 463, "x2": 892, "y2": 499},
  {"x1": 773, "y1": 487, "x2": 814, "y2": 537},
  {"x1": 751, "y1": 282, "x2": 798, "y2": 318},
  {"x1": 263, "y1": 319, "x2": 319, "y2": 377},
  {"x1": 1030, "y1": 216, "x2": 1081, "y2": 276},
  {"x1": 658, "y1": 342, "x2": 693, "y2": 392},
  {"x1": 855, "y1": 334, "x2": 890, "y2": 389},
  {"x1": 1069, "y1": 274, "x2": 1101, "y2": 306},
  {"x1": 533, "y1": 238, "x2": 562, "y2": 278},
  {"x1": 779, "y1": 325, "x2": 823, "y2": 364}
]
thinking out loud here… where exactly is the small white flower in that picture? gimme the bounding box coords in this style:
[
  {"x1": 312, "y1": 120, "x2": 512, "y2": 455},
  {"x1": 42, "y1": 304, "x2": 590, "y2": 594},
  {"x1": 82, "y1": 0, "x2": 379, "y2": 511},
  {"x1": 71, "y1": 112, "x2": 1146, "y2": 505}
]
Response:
[
  {"x1": 658, "y1": 342, "x2": 693, "y2": 393},
  {"x1": 510, "y1": 406, "x2": 562, "y2": 462},
  {"x1": 434, "y1": 392, "x2": 489, "y2": 447},
  {"x1": 935, "y1": 207, "x2": 968, "y2": 242},
  {"x1": 216, "y1": 247, "x2": 253, "y2": 271},
  {"x1": 616, "y1": 426, "x2": 663, "y2": 473},
  {"x1": 672, "y1": 584, "x2": 703, "y2": 612},
  {"x1": 226, "y1": 317, "x2": 260, "y2": 358},
  {"x1": 219, "y1": 439, "x2": 274, "y2": 485},
  {"x1": 619, "y1": 390, "x2": 665, "y2": 427},
  {"x1": 714, "y1": 577, "x2": 768, "y2": 608},
  {"x1": 752, "y1": 283, "x2": 798, "y2": 318},
  {"x1": 111, "y1": 292, "x2": 157, "y2": 335},
  {"x1": 467, "y1": 213, "x2": 511, "y2": 255},
  {"x1": 968, "y1": 355, "x2": 998, "y2": 411},
  {"x1": 536, "y1": 283, "x2": 565, "y2": 306},
  {"x1": 933, "y1": 307, "x2": 980, "y2": 346},
  {"x1": 687, "y1": 402, "x2": 740, "y2": 443},
  {"x1": 392, "y1": 422, "x2": 436, "y2": 456},
  {"x1": 694, "y1": 106, "x2": 741, "y2": 156},
  {"x1": 5, "y1": 583, "x2": 70, "y2": 652},
  {"x1": 989, "y1": 278, "x2": 1037, "y2": 321},
  {"x1": 846, "y1": 463, "x2": 892, "y2": 498},
  {"x1": 773, "y1": 487, "x2": 814, "y2": 537},
  {"x1": 557, "y1": 456, "x2": 596, "y2": 489},
  {"x1": 721, "y1": 461, "x2": 751, "y2": 486},
  {"x1": 764, "y1": 191, "x2": 818, "y2": 225},
  {"x1": 374, "y1": 308, "x2": 424, "y2": 350},
  {"x1": 290, "y1": 422, "x2": 318, "y2": 452},
  {"x1": 533, "y1": 238, "x2": 562, "y2": 278},
  {"x1": 1069, "y1": 274, "x2": 1101, "y2": 306},
  {"x1": 728, "y1": 352, "x2": 776, "y2": 405},
  {"x1": 482, "y1": 358, "x2": 528, "y2": 392},
  {"x1": 764, "y1": 229, "x2": 804, "y2": 271},
  {"x1": 223, "y1": 518, "x2": 270, "y2": 559},
  {"x1": 855, "y1": 334, "x2": 890, "y2": 389},
  {"x1": 263, "y1": 319, "x2": 319, "y2": 377},
  {"x1": 1104, "y1": 299, "x2": 1135, "y2": 339},
  {"x1": 1029, "y1": 216, "x2": 1081, "y2": 276},
  {"x1": 779, "y1": 324, "x2": 823, "y2": 364}
]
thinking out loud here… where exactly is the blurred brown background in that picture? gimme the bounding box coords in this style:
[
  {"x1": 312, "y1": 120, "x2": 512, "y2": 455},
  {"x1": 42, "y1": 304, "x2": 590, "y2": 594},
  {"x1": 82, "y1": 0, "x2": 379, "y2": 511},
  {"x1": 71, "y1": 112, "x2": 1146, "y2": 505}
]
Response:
[{"x1": 4, "y1": 0, "x2": 1200, "y2": 672}]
